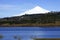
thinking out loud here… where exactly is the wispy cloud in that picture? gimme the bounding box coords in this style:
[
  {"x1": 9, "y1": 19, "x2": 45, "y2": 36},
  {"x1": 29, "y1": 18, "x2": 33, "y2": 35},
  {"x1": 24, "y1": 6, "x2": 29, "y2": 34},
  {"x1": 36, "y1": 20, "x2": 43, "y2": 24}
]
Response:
[{"x1": 0, "y1": 4, "x2": 21, "y2": 10}]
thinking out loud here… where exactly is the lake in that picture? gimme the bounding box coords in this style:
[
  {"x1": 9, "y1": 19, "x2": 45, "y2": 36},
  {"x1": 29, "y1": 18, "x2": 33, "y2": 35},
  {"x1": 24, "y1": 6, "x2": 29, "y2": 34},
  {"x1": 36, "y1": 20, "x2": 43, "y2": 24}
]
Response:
[{"x1": 0, "y1": 27, "x2": 60, "y2": 40}]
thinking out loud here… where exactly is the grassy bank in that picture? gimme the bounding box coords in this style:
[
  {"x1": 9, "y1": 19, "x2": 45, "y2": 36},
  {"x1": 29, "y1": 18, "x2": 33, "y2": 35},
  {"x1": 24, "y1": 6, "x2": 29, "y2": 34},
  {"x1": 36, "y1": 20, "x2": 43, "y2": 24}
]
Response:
[
  {"x1": 0, "y1": 23, "x2": 60, "y2": 27},
  {"x1": 34, "y1": 38, "x2": 60, "y2": 40}
]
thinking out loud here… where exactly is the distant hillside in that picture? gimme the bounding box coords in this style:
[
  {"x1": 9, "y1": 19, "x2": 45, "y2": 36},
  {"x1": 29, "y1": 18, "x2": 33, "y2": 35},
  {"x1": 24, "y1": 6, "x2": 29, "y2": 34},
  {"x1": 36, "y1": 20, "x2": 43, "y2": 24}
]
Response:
[{"x1": 0, "y1": 12, "x2": 60, "y2": 27}]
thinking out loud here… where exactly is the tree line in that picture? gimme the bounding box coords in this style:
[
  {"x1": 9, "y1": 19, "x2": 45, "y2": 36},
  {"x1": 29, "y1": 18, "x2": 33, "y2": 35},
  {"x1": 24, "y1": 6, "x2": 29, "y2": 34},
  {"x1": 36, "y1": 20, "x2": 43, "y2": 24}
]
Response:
[{"x1": 0, "y1": 12, "x2": 60, "y2": 24}]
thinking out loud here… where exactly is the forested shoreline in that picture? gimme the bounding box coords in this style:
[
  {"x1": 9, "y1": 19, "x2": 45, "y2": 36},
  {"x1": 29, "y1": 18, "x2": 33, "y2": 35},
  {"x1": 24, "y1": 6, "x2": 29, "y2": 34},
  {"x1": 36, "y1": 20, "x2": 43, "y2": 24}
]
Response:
[{"x1": 0, "y1": 12, "x2": 60, "y2": 27}]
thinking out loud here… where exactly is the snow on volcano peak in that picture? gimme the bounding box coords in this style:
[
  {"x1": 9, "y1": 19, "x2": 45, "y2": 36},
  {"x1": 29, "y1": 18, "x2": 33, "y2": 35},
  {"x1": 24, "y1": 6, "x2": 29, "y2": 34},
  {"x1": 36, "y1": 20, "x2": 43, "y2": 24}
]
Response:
[
  {"x1": 25, "y1": 6, "x2": 50, "y2": 14},
  {"x1": 13, "y1": 6, "x2": 50, "y2": 16}
]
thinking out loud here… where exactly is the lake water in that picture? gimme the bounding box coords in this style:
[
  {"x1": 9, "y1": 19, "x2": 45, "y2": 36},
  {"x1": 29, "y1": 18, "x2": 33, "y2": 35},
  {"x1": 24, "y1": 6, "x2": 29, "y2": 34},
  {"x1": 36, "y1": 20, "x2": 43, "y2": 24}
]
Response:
[{"x1": 0, "y1": 27, "x2": 60, "y2": 40}]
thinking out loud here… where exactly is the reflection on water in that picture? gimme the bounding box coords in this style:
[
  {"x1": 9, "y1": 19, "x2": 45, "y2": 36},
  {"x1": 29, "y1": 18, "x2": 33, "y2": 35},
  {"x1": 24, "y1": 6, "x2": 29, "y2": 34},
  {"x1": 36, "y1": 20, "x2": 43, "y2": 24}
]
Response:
[{"x1": 0, "y1": 27, "x2": 60, "y2": 40}]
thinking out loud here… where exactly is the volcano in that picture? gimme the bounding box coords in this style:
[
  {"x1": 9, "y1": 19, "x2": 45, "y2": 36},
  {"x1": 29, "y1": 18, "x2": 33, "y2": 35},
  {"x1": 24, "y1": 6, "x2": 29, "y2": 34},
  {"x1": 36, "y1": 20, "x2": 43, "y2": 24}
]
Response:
[{"x1": 14, "y1": 6, "x2": 50, "y2": 16}]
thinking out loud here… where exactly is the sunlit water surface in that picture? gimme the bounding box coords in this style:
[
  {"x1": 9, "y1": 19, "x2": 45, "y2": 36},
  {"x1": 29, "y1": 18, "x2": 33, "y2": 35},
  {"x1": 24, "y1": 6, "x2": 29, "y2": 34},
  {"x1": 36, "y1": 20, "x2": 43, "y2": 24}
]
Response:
[{"x1": 0, "y1": 27, "x2": 60, "y2": 40}]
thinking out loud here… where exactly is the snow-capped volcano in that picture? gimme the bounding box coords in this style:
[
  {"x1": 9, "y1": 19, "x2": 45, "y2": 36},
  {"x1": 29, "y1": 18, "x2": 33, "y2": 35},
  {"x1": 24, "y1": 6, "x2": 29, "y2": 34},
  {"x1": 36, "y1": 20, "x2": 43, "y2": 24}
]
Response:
[{"x1": 14, "y1": 6, "x2": 50, "y2": 16}]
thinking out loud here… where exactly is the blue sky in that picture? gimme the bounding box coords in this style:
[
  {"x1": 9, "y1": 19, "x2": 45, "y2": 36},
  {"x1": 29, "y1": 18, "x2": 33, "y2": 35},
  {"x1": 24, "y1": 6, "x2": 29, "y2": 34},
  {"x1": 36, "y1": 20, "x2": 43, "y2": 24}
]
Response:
[{"x1": 0, "y1": 0, "x2": 60, "y2": 18}]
